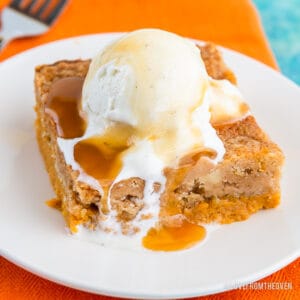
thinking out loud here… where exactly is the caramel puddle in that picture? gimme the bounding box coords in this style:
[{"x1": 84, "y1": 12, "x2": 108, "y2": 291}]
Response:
[
  {"x1": 46, "y1": 198, "x2": 62, "y2": 210},
  {"x1": 45, "y1": 76, "x2": 207, "y2": 251},
  {"x1": 143, "y1": 220, "x2": 206, "y2": 251}
]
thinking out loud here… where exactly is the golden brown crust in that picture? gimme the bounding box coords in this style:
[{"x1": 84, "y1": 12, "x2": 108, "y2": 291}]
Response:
[
  {"x1": 34, "y1": 44, "x2": 284, "y2": 230},
  {"x1": 160, "y1": 115, "x2": 284, "y2": 224},
  {"x1": 199, "y1": 43, "x2": 237, "y2": 84},
  {"x1": 35, "y1": 60, "x2": 100, "y2": 232}
]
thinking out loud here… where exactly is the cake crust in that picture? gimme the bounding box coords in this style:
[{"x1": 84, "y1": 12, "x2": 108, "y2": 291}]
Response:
[{"x1": 35, "y1": 44, "x2": 284, "y2": 232}]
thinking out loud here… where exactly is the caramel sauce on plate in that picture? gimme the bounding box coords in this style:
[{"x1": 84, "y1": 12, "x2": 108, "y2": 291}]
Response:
[
  {"x1": 46, "y1": 76, "x2": 206, "y2": 251},
  {"x1": 142, "y1": 220, "x2": 206, "y2": 251},
  {"x1": 143, "y1": 152, "x2": 209, "y2": 251},
  {"x1": 46, "y1": 198, "x2": 62, "y2": 210},
  {"x1": 45, "y1": 77, "x2": 131, "y2": 213}
]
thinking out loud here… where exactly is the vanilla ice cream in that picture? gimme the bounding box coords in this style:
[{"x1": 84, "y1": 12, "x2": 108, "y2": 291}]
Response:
[
  {"x1": 81, "y1": 29, "x2": 217, "y2": 165},
  {"x1": 57, "y1": 29, "x2": 248, "y2": 243}
]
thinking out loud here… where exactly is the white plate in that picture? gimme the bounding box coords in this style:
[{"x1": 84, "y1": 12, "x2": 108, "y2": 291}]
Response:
[{"x1": 0, "y1": 33, "x2": 299, "y2": 299}]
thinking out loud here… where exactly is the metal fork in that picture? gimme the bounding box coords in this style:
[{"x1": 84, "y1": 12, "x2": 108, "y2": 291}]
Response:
[{"x1": 0, "y1": 0, "x2": 68, "y2": 51}]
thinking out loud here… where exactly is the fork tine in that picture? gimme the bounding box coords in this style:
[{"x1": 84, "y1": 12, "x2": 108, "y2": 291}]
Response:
[
  {"x1": 9, "y1": 0, "x2": 23, "y2": 9},
  {"x1": 35, "y1": 0, "x2": 52, "y2": 18},
  {"x1": 23, "y1": 0, "x2": 38, "y2": 13},
  {"x1": 44, "y1": 0, "x2": 68, "y2": 25}
]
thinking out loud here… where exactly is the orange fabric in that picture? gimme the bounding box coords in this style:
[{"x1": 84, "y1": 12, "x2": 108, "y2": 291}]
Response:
[
  {"x1": 0, "y1": 0, "x2": 277, "y2": 67},
  {"x1": 0, "y1": 256, "x2": 299, "y2": 300},
  {"x1": 0, "y1": 0, "x2": 298, "y2": 299}
]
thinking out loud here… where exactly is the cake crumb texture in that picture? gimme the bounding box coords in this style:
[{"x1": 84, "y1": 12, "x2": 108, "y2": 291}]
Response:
[{"x1": 34, "y1": 44, "x2": 284, "y2": 231}]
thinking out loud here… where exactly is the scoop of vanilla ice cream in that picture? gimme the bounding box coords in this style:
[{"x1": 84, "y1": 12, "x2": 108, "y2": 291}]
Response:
[
  {"x1": 82, "y1": 29, "x2": 216, "y2": 165},
  {"x1": 58, "y1": 29, "x2": 250, "y2": 240}
]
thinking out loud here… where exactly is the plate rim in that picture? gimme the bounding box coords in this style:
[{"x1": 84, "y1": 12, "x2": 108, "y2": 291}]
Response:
[
  {"x1": 1, "y1": 247, "x2": 299, "y2": 299},
  {"x1": 0, "y1": 32, "x2": 299, "y2": 90},
  {"x1": 0, "y1": 32, "x2": 299, "y2": 299}
]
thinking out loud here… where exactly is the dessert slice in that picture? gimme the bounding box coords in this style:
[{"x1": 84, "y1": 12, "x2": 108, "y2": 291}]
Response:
[{"x1": 35, "y1": 30, "x2": 284, "y2": 251}]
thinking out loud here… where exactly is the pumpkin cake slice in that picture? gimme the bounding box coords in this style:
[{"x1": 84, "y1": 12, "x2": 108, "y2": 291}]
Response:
[{"x1": 34, "y1": 30, "x2": 284, "y2": 251}]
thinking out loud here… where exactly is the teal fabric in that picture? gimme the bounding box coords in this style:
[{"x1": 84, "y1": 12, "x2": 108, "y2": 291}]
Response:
[{"x1": 253, "y1": 0, "x2": 300, "y2": 85}]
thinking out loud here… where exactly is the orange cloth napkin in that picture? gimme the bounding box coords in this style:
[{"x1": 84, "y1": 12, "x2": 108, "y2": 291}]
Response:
[{"x1": 0, "y1": 0, "x2": 298, "y2": 299}]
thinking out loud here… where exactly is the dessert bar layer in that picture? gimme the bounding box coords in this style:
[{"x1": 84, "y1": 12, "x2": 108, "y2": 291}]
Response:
[{"x1": 35, "y1": 44, "x2": 284, "y2": 231}]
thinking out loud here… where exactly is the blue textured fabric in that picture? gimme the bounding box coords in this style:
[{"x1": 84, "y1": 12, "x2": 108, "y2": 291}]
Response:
[{"x1": 253, "y1": 0, "x2": 300, "y2": 85}]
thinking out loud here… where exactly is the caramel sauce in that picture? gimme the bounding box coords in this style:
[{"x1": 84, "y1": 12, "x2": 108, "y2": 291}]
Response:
[
  {"x1": 74, "y1": 135, "x2": 128, "y2": 181},
  {"x1": 46, "y1": 76, "x2": 207, "y2": 251},
  {"x1": 73, "y1": 134, "x2": 130, "y2": 213},
  {"x1": 142, "y1": 220, "x2": 206, "y2": 251},
  {"x1": 161, "y1": 150, "x2": 215, "y2": 216},
  {"x1": 143, "y1": 152, "x2": 210, "y2": 251},
  {"x1": 144, "y1": 165, "x2": 206, "y2": 251},
  {"x1": 46, "y1": 198, "x2": 62, "y2": 210},
  {"x1": 163, "y1": 166, "x2": 190, "y2": 216},
  {"x1": 45, "y1": 77, "x2": 86, "y2": 138},
  {"x1": 46, "y1": 77, "x2": 132, "y2": 214}
]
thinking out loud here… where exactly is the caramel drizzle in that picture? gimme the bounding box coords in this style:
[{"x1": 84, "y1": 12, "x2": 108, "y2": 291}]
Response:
[{"x1": 46, "y1": 76, "x2": 207, "y2": 251}]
